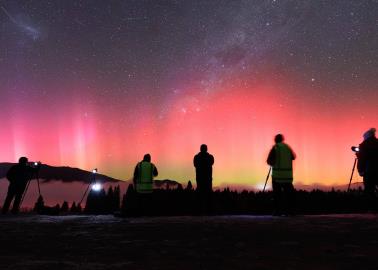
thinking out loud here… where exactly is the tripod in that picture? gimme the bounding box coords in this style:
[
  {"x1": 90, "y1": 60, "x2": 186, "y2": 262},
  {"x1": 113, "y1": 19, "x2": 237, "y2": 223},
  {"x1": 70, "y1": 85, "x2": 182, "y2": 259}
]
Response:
[
  {"x1": 347, "y1": 158, "x2": 358, "y2": 192},
  {"x1": 263, "y1": 167, "x2": 272, "y2": 192},
  {"x1": 79, "y1": 169, "x2": 97, "y2": 206},
  {"x1": 20, "y1": 171, "x2": 41, "y2": 209}
]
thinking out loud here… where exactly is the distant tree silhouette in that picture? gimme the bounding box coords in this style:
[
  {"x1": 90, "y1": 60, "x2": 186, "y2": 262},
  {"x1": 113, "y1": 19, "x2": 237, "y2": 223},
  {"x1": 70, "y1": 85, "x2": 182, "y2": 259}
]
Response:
[
  {"x1": 78, "y1": 185, "x2": 121, "y2": 214},
  {"x1": 119, "y1": 185, "x2": 373, "y2": 217},
  {"x1": 33, "y1": 195, "x2": 45, "y2": 213},
  {"x1": 106, "y1": 186, "x2": 114, "y2": 212},
  {"x1": 85, "y1": 188, "x2": 106, "y2": 214},
  {"x1": 23, "y1": 183, "x2": 376, "y2": 216},
  {"x1": 61, "y1": 201, "x2": 69, "y2": 212},
  {"x1": 113, "y1": 185, "x2": 121, "y2": 211},
  {"x1": 177, "y1": 183, "x2": 183, "y2": 191},
  {"x1": 29, "y1": 184, "x2": 372, "y2": 217},
  {"x1": 186, "y1": 181, "x2": 193, "y2": 191},
  {"x1": 22, "y1": 184, "x2": 377, "y2": 216},
  {"x1": 70, "y1": 202, "x2": 77, "y2": 213}
]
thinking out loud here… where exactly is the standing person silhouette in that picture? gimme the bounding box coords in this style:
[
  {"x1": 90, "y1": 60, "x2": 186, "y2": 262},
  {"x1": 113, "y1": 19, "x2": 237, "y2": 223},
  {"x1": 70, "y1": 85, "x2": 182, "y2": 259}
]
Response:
[
  {"x1": 2, "y1": 157, "x2": 40, "y2": 214},
  {"x1": 194, "y1": 144, "x2": 214, "y2": 214},
  {"x1": 357, "y1": 128, "x2": 378, "y2": 209},
  {"x1": 133, "y1": 154, "x2": 158, "y2": 215},
  {"x1": 267, "y1": 134, "x2": 296, "y2": 216},
  {"x1": 133, "y1": 154, "x2": 158, "y2": 194}
]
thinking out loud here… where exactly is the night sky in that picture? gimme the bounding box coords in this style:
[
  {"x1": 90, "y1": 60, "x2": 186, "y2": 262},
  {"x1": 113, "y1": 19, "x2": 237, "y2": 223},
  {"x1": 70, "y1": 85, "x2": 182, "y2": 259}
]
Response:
[{"x1": 1, "y1": 0, "x2": 377, "y2": 188}]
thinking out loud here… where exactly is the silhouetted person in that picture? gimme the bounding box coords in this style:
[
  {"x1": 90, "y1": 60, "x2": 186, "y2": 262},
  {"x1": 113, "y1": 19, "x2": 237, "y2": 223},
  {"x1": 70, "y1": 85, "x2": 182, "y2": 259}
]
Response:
[
  {"x1": 267, "y1": 134, "x2": 296, "y2": 216},
  {"x1": 194, "y1": 144, "x2": 214, "y2": 214},
  {"x1": 133, "y1": 154, "x2": 158, "y2": 215},
  {"x1": 133, "y1": 154, "x2": 158, "y2": 194},
  {"x1": 357, "y1": 128, "x2": 378, "y2": 209},
  {"x1": 2, "y1": 157, "x2": 40, "y2": 214}
]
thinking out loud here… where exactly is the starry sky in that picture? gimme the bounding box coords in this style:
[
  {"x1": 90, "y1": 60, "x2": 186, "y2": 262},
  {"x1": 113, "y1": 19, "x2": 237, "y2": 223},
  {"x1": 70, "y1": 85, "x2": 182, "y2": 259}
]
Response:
[{"x1": 0, "y1": 0, "x2": 377, "y2": 188}]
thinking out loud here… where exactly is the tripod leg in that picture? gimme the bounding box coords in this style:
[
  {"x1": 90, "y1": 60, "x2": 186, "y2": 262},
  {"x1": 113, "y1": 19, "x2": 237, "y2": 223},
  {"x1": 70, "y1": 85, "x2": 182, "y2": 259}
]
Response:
[
  {"x1": 263, "y1": 167, "x2": 272, "y2": 192},
  {"x1": 79, "y1": 173, "x2": 96, "y2": 206},
  {"x1": 37, "y1": 178, "x2": 41, "y2": 196},
  {"x1": 19, "y1": 180, "x2": 31, "y2": 210},
  {"x1": 348, "y1": 158, "x2": 358, "y2": 192},
  {"x1": 79, "y1": 183, "x2": 92, "y2": 205}
]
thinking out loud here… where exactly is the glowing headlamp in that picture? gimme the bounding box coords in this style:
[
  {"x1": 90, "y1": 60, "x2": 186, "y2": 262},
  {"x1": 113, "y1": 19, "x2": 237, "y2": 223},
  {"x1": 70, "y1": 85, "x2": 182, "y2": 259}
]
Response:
[{"x1": 91, "y1": 183, "x2": 102, "y2": 192}]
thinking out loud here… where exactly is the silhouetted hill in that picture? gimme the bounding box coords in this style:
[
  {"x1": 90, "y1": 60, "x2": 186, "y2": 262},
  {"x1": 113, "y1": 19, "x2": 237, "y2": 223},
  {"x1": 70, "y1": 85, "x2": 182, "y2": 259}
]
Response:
[
  {"x1": 0, "y1": 163, "x2": 122, "y2": 183},
  {"x1": 295, "y1": 182, "x2": 364, "y2": 191},
  {"x1": 0, "y1": 163, "x2": 183, "y2": 188},
  {"x1": 154, "y1": 179, "x2": 182, "y2": 189},
  {"x1": 0, "y1": 162, "x2": 361, "y2": 190}
]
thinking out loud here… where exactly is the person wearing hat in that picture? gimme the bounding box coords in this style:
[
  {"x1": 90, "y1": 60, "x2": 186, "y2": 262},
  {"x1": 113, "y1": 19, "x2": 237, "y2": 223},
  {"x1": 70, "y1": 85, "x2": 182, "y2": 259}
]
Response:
[
  {"x1": 267, "y1": 134, "x2": 296, "y2": 216},
  {"x1": 133, "y1": 154, "x2": 158, "y2": 194},
  {"x1": 357, "y1": 128, "x2": 378, "y2": 206},
  {"x1": 194, "y1": 144, "x2": 215, "y2": 214},
  {"x1": 2, "y1": 157, "x2": 40, "y2": 214},
  {"x1": 132, "y1": 154, "x2": 158, "y2": 215}
]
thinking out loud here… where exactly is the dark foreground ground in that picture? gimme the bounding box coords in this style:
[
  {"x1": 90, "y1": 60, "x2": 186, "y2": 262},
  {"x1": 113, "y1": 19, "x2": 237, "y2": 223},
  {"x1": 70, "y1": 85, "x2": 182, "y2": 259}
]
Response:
[{"x1": 0, "y1": 214, "x2": 377, "y2": 270}]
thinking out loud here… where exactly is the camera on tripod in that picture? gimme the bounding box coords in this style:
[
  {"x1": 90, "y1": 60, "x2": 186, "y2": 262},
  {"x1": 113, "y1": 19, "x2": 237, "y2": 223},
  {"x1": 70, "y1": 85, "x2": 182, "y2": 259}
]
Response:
[
  {"x1": 29, "y1": 161, "x2": 42, "y2": 169},
  {"x1": 20, "y1": 161, "x2": 43, "y2": 209}
]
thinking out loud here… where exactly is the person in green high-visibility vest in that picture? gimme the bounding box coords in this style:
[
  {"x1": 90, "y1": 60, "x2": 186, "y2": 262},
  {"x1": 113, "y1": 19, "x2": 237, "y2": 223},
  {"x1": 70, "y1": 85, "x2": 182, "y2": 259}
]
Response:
[
  {"x1": 132, "y1": 154, "x2": 158, "y2": 215},
  {"x1": 133, "y1": 154, "x2": 158, "y2": 194},
  {"x1": 267, "y1": 134, "x2": 296, "y2": 216}
]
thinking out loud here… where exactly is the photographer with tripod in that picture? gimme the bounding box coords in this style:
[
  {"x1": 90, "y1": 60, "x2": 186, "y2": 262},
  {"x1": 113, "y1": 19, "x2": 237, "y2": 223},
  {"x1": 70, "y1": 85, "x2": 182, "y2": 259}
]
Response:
[
  {"x1": 2, "y1": 157, "x2": 41, "y2": 214},
  {"x1": 357, "y1": 128, "x2": 378, "y2": 209}
]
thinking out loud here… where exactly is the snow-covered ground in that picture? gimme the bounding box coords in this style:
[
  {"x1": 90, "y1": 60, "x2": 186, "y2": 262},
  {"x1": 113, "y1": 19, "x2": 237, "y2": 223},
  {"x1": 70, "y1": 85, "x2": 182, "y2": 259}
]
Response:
[{"x1": 0, "y1": 214, "x2": 377, "y2": 269}]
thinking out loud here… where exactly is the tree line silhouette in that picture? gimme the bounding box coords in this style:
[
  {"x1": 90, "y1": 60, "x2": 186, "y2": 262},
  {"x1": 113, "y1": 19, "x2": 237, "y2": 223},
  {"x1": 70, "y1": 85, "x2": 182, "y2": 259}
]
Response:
[
  {"x1": 33, "y1": 185, "x2": 121, "y2": 215},
  {"x1": 28, "y1": 182, "x2": 374, "y2": 215}
]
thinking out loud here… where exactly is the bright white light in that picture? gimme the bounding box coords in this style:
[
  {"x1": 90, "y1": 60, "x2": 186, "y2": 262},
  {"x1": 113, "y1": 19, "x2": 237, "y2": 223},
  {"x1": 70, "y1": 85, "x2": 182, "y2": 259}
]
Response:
[
  {"x1": 255, "y1": 183, "x2": 270, "y2": 191},
  {"x1": 34, "y1": 162, "x2": 38, "y2": 166},
  {"x1": 91, "y1": 183, "x2": 102, "y2": 192},
  {"x1": 92, "y1": 168, "x2": 98, "y2": 174}
]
